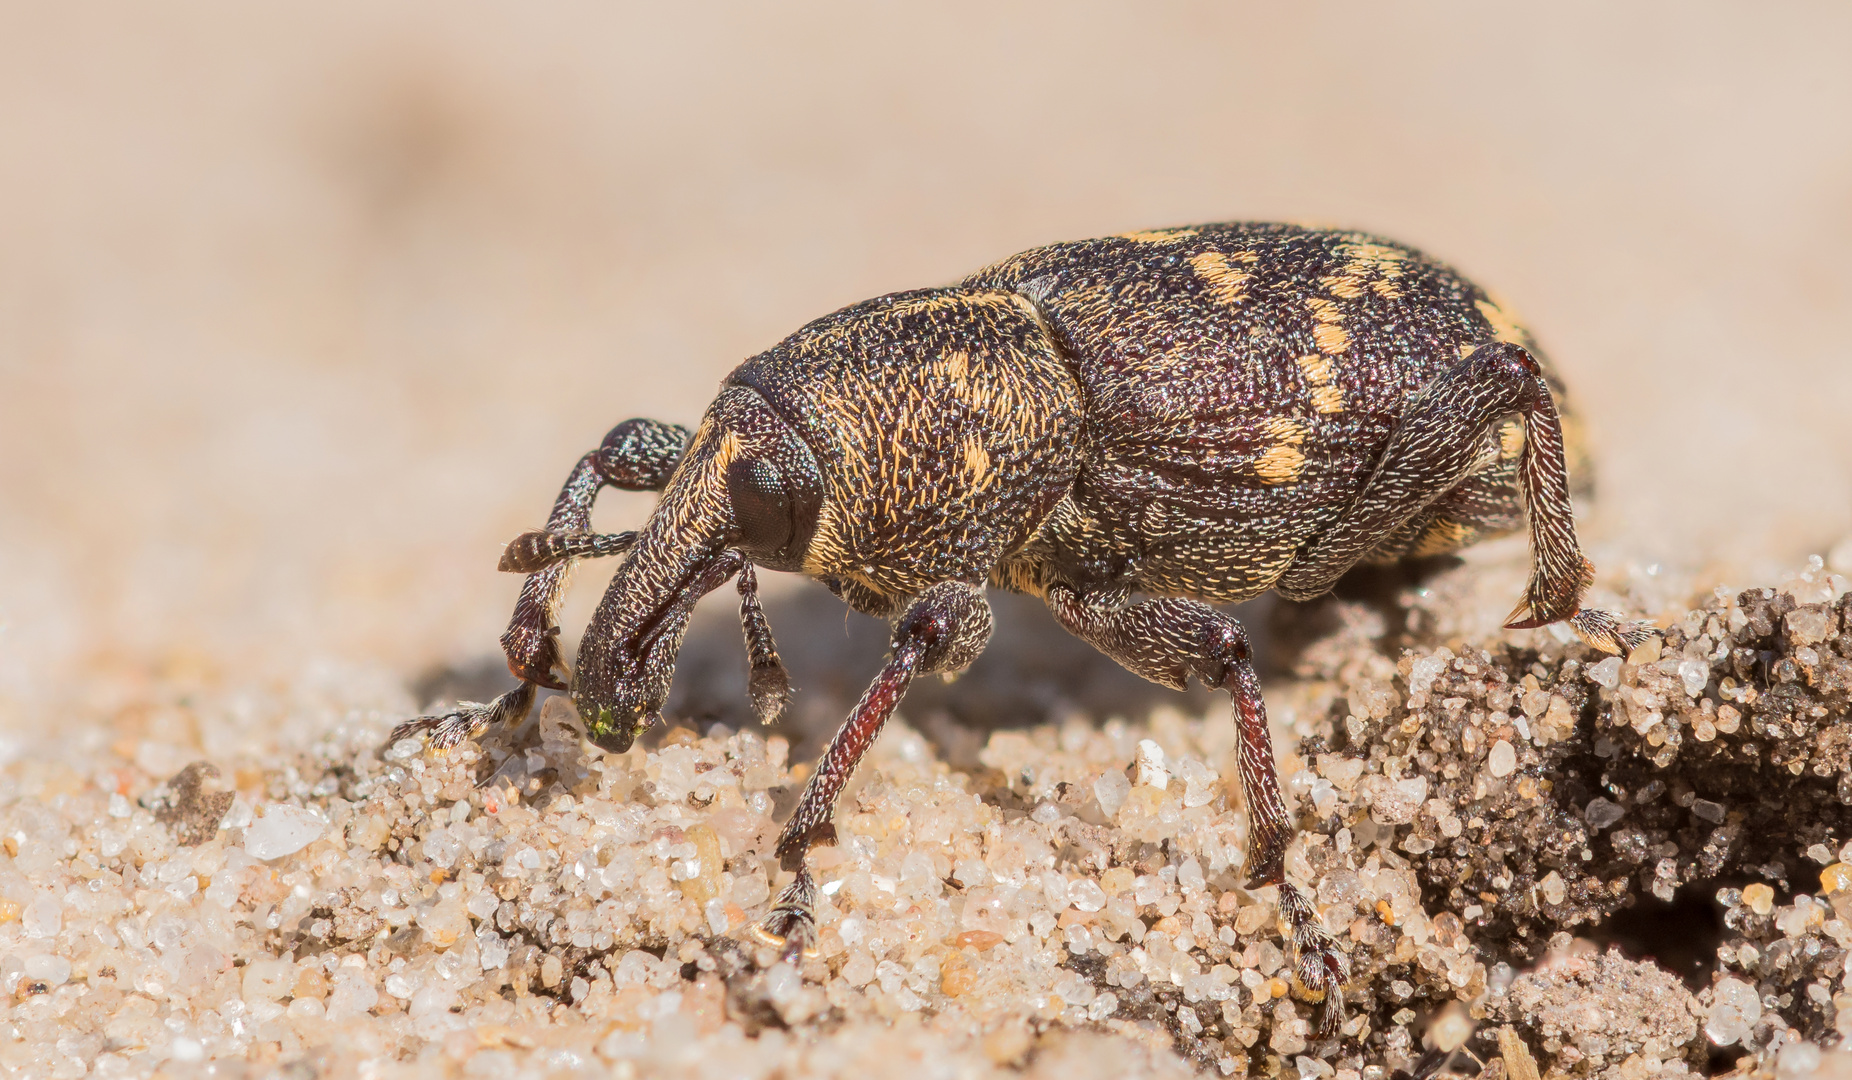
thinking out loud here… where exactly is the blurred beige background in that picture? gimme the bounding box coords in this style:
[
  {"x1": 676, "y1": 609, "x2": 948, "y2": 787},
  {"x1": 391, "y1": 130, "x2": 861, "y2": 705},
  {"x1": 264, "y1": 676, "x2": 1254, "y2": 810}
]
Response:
[{"x1": 2, "y1": 2, "x2": 1849, "y2": 711}]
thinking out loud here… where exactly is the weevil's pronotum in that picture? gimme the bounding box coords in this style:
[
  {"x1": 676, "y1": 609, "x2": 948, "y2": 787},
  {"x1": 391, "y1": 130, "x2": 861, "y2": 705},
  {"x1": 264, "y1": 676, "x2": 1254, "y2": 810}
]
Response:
[{"x1": 395, "y1": 222, "x2": 1656, "y2": 1033}]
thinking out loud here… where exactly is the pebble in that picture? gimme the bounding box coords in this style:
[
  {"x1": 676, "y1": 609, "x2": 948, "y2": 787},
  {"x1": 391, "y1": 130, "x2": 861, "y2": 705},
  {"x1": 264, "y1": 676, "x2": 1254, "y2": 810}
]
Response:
[
  {"x1": 1584, "y1": 797, "x2": 1625, "y2": 830},
  {"x1": 1487, "y1": 740, "x2": 1518, "y2": 778},
  {"x1": 1134, "y1": 739, "x2": 1169, "y2": 789},
  {"x1": 1706, "y1": 977, "x2": 1761, "y2": 1045},
  {"x1": 1745, "y1": 883, "x2": 1776, "y2": 916},
  {"x1": 244, "y1": 804, "x2": 326, "y2": 860}
]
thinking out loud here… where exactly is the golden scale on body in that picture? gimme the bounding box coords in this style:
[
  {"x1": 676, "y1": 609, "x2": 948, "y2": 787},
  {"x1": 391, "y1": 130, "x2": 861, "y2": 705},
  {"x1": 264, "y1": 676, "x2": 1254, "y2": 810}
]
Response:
[{"x1": 393, "y1": 222, "x2": 1659, "y2": 1037}]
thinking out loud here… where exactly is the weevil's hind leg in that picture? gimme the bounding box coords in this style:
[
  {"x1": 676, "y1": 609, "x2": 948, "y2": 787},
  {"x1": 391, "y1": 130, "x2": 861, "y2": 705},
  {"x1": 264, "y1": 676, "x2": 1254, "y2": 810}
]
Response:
[
  {"x1": 755, "y1": 581, "x2": 992, "y2": 961},
  {"x1": 1275, "y1": 342, "x2": 1655, "y2": 654},
  {"x1": 1493, "y1": 360, "x2": 1657, "y2": 652},
  {"x1": 737, "y1": 564, "x2": 792, "y2": 726},
  {"x1": 394, "y1": 419, "x2": 691, "y2": 749},
  {"x1": 1045, "y1": 584, "x2": 1350, "y2": 1035}
]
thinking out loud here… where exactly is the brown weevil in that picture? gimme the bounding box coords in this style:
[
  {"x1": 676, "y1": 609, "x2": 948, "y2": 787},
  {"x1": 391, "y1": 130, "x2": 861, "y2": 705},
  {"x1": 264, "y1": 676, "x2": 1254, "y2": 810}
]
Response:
[{"x1": 394, "y1": 222, "x2": 1657, "y2": 1034}]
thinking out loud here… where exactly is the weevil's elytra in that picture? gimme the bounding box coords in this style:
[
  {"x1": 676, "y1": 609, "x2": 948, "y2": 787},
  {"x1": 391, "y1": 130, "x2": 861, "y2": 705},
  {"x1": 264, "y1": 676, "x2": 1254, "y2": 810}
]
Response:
[{"x1": 393, "y1": 222, "x2": 1657, "y2": 1038}]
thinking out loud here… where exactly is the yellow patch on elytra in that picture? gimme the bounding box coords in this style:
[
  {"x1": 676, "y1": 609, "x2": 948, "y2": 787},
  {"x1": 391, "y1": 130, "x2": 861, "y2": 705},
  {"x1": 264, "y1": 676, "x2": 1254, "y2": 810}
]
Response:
[
  {"x1": 1304, "y1": 296, "x2": 1345, "y2": 324},
  {"x1": 1260, "y1": 416, "x2": 1308, "y2": 446},
  {"x1": 1335, "y1": 241, "x2": 1408, "y2": 268},
  {"x1": 1254, "y1": 443, "x2": 1307, "y2": 485},
  {"x1": 1118, "y1": 227, "x2": 1201, "y2": 244},
  {"x1": 1475, "y1": 296, "x2": 1528, "y2": 345},
  {"x1": 1333, "y1": 241, "x2": 1408, "y2": 302},
  {"x1": 1313, "y1": 323, "x2": 1350, "y2": 354},
  {"x1": 1310, "y1": 385, "x2": 1345, "y2": 414},
  {"x1": 961, "y1": 433, "x2": 992, "y2": 487},
  {"x1": 1498, "y1": 418, "x2": 1526, "y2": 460},
  {"x1": 1320, "y1": 274, "x2": 1364, "y2": 299},
  {"x1": 1188, "y1": 252, "x2": 1251, "y2": 307},
  {"x1": 935, "y1": 349, "x2": 970, "y2": 389},
  {"x1": 1294, "y1": 352, "x2": 1343, "y2": 412},
  {"x1": 887, "y1": 291, "x2": 1023, "y2": 321}
]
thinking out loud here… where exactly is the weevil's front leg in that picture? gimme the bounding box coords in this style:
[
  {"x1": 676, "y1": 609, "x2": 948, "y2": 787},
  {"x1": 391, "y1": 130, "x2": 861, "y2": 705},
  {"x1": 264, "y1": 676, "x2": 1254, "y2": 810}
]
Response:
[
  {"x1": 757, "y1": 581, "x2": 992, "y2": 960},
  {"x1": 1046, "y1": 584, "x2": 1350, "y2": 1035},
  {"x1": 390, "y1": 419, "x2": 690, "y2": 748},
  {"x1": 1275, "y1": 342, "x2": 1654, "y2": 654},
  {"x1": 501, "y1": 418, "x2": 693, "y2": 686}
]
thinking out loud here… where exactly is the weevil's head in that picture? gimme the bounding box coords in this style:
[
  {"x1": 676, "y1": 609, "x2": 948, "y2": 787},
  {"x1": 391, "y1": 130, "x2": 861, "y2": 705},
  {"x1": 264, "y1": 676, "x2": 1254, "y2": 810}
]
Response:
[
  {"x1": 570, "y1": 385, "x2": 823, "y2": 752},
  {"x1": 571, "y1": 286, "x2": 1084, "y2": 752}
]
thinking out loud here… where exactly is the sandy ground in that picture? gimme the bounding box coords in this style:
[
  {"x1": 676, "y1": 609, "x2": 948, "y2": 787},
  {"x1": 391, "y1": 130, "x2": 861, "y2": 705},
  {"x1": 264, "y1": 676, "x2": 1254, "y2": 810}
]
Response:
[{"x1": 1, "y1": 4, "x2": 1851, "y2": 1077}]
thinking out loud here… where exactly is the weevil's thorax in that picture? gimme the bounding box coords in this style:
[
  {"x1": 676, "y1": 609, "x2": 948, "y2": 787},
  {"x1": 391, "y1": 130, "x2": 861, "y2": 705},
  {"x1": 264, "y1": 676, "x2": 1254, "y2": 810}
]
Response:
[{"x1": 726, "y1": 288, "x2": 1086, "y2": 617}]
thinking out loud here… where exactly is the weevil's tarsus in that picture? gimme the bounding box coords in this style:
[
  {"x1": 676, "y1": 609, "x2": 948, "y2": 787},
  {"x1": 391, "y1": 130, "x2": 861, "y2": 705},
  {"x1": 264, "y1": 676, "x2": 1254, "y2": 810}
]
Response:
[
  {"x1": 389, "y1": 680, "x2": 536, "y2": 751},
  {"x1": 755, "y1": 866, "x2": 820, "y2": 963},
  {"x1": 1565, "y1": 607, "x2": 1663, "y2": 655}
]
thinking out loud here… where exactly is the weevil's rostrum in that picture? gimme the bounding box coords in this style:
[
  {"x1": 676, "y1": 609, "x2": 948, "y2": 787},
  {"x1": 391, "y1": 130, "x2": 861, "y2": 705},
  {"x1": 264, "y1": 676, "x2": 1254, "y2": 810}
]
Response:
[{"x1": 394, "y1": 222, "x2": 1656, "y2": 1038}]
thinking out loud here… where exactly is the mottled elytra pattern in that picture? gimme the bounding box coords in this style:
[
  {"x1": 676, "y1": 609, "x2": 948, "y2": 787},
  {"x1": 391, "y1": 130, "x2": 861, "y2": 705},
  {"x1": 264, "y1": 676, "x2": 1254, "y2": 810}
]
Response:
[
  {"x1": 395, "y1": 222, "x2": 1658, "y2": 1040},
  {"x1": 969, "y1": 223, "x2": 1568, "y2": 604}
]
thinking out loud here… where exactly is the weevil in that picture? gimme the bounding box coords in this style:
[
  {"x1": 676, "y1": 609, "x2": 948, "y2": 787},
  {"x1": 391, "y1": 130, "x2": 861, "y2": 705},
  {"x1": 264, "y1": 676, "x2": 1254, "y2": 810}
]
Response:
[{"x1": 394, "y1": 222, "x2": 1657, "y2": 1034}]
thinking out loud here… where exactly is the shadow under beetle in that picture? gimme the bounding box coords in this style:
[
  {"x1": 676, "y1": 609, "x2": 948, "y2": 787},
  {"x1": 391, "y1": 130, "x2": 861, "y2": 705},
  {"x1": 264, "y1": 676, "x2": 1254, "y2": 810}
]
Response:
[{"x1": 395, "y1": 222, "x2": 1657, "y2": 1035}]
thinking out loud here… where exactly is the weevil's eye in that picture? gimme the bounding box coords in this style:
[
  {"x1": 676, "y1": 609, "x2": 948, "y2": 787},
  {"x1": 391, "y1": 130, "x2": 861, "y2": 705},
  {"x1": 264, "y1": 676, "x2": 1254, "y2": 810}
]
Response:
[
  {"x1": 728, "y1": 456, "x2": 795, "y2": 557},
  {"x1": 707, "y1": 386, "x2": 823, "y2": 571}
]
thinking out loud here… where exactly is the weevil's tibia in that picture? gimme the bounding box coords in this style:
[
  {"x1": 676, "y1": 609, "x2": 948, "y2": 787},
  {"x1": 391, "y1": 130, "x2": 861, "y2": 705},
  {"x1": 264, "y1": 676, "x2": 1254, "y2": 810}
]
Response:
[
  {"x1": 737, "y1": 564, "x2": 791, "y2": 725},
  {"x1": 498, "y1": 529, "x2": 638, "y2": 574},
  {"x1": 1493, "y1": 353, "x2": 1658, "y2": 652},
  {"x1": 757, "y1": 581, "x2": 992, "y2": 958},
  {"x1": 500, "y1": 451, "x2": 607, "y2": 689},
  {"x1": 1044, "y1": 584, "x2": 1350, "y2": 1034}
]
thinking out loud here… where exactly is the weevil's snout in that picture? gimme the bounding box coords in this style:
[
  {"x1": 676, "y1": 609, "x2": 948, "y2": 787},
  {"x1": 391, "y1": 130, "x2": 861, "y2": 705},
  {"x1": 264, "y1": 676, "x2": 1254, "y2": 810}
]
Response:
[
  {"x1": 572, "y1": 687, "x2": 656, "y2": 754},
  {"x1": 574, "y1": 674, "x2": 670, "y2": 752},
  {"x1": 571, "y1": 387, "x2": 821, "y2": 754}
]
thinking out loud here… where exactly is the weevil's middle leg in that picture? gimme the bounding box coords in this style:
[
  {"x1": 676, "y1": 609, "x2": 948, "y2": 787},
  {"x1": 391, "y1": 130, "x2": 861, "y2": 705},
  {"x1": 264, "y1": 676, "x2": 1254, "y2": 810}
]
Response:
[
  {"x1": 737, "y1": 564, "x2": 792, "y2": 726},
  {"x1": 391, "y1": 419, "x2": 690, "y2": 747},
  {"x1": 756, "y1": 581, "x2": 992, "y2": 961},
  {"x1": 1045, "y1": 584, "x2": 1350, "y2": 1035},
  {"x1": 1275, "y1": 342, "x2": 1654, "y2": 654}
]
